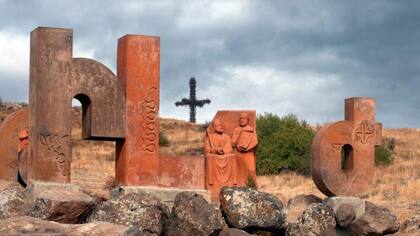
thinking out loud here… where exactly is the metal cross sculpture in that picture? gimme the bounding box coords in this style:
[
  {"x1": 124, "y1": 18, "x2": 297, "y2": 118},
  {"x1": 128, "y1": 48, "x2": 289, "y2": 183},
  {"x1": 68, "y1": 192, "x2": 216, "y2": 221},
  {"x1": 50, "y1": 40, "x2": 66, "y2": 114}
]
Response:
[{"x1": 175, "y1": 77, "x2": 211, "y2": 123}]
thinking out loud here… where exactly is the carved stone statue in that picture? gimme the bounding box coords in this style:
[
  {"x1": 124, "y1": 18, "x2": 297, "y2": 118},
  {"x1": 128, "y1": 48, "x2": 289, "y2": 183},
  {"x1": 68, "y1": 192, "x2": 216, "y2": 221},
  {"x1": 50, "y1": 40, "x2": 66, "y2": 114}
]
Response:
[
  {"x1": 205, "y1": 119, "x2": 237, "y2": 201},
  {"x1": 232, "y1": 112, "x2": 258, "y2": 185},
  {"x1": 18, "y1": 128, "x2": 29, "y2": 187}
]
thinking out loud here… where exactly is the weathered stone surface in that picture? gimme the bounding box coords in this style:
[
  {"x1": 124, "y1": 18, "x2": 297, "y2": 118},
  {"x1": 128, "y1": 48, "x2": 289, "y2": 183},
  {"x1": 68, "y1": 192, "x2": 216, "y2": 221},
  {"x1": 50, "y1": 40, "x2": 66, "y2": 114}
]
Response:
[
  {"x1": 395, "y1": 214, "x2": 419, "y2": 235},
  {"x1": 70, "y1": 222, "x2": 140, "y2": 236},
  {"x1": 29, "y1": 27, "x2": 125, "y2": 183},
  {"x1": 116, "y1": 35, "x2": 160, "y2": 186},
  {"x1": 286, "y1": 203, "x2": 336, "y2": 236},
  {"x1": 0, "y1": 216, "x2": 139, "y2": 236},
  {"x1": 0, "y1": 183, "x2": 25, "y2": 219},
  {"x1": 89, "y1": 192, "x2": 168, "y2": 235},
  {"x1": 205, "y1": 118, "x2": 236, "y2": 202},
  {"x1": 219, "y1": 228, "x2": 252, "y2": 236},
  {"x1": 25, "y1": 182, "x2": 95, "y2": 223},
  {"x1": 164, "y1": 192, "x2": 225, "y2": 236},
  {"x1": 350, "y1": 201, "x2": 400, "y2": 235},
  {"x1": 285, "y1": 194, "x2": 322, "y2": 224},
  {"x1": 0, "y1": 180, "x2": 12, "y2": 191},
  {"x1": 220, "y1": 187, "x2": 285, "y2": 230},
  {"x1": 323, "y1": 196, "x2": 366, "y2": 219},
  {"x1": 286, "y1": 223, "x2": 318, "y2": 236},
  {"x1": 335, "y1": 203, "x2": 356, "y2": 228},
  {"x1": 111, "y1": 186, "x2": 210, "y2": 208},
  {"x1": 311, "y1": 97, "x2": 382, "y2": 196}
]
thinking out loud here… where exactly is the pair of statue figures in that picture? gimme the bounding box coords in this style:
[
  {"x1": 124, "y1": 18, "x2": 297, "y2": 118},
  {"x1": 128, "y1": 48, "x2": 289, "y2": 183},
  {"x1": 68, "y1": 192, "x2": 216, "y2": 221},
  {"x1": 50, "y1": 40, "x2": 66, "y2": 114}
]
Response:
[{"x1": 204, "y1": 112, "x2": 258, "y2": 200}]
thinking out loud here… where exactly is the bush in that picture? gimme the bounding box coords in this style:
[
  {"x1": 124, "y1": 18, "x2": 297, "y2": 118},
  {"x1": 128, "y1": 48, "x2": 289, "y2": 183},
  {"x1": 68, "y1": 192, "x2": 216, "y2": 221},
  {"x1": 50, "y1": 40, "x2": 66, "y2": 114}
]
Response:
[
  {"x1": 375, "y1": 145, "x2": 393, "y2": 166},
  {"x1": 383, "y1": 137, "x2": 396, "y2": 152},
  {"x1": 159, "y1": 131, "x2": 170, "y2": 147},
  {"x1": 256, "y1": 113, "x2": 314, "y2": 176}
]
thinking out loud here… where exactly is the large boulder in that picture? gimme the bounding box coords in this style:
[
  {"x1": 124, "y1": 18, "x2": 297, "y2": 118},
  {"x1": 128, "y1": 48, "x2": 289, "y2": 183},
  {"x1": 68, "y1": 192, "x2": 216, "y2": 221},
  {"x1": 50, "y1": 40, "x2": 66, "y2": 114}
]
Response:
[
  {"x1": 164, "y1": 192, "x2": 225, "y2": 236},
  {"x1": 286, "y1": 203, "x2": 336, "y2": 236},
  {"x1": 25, "y1": 183, "x2": 95, "y2": 224},
  {"x1": 0, "y1": 216, "x2": 139, "y2": 235},
  {"x1": 335, "y1": 203, "x2": 356, "y2": 228},
  {"x1": 0, "y1": 180, "x2": 12, "y2": 191},
  {"x1": 220, "y1": 187, "x2": 285, "y2": 231},
  {"x1": 285, "y1": 194, "x2": 322, "y2": 224},
  {"x1": 350, "y1": 201, "x2": 400, "y2": 235},
  {"x1": 70, "y1": 221, "x2": 140, "y2": 236},
  {"x1": 0, "y1": 183, "x2": 26, "y2": 219},
  {"x1": 323, "y1": 196, "x2": 366, "y2": 219},
  {"x1": 88, "y1": 192, "x2": 169, "y2": 235}
]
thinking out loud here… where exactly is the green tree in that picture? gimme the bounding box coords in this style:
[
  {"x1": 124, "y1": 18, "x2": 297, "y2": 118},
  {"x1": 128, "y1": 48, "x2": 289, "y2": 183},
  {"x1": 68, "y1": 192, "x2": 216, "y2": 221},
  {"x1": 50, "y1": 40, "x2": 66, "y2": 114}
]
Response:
[{"x1": 256, "y1": 113, "x2": 314, "y2": 175}]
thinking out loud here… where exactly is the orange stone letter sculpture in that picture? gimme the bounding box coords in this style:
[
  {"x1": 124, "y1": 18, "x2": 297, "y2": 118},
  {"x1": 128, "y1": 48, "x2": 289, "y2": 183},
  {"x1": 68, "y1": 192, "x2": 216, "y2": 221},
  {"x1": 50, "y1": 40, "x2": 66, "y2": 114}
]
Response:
[
  {"x1": 311, "y1": 97, "x2": 382, "y2": 196},
  {"x1": 116, "y1": 35, "x2": 160, "y2": 185}
]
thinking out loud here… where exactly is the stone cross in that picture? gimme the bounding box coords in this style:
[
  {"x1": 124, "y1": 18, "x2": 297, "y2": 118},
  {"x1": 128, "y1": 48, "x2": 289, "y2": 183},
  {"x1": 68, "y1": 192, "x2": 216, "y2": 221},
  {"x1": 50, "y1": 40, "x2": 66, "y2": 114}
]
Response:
[
  {"x1": 175, "y1": 77, "x2": 210, "y2": 123},
  {"x1": 311, "y1": 97, "x2": 382, "y2": 197}
]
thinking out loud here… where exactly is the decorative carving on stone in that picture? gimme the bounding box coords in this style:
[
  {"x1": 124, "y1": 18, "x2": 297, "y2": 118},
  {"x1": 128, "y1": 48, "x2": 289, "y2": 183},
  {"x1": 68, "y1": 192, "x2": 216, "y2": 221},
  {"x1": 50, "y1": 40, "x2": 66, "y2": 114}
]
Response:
[
  {"x1": 205, "y1": 118, "x2": 237, "y2": 201},
  {"x1": 204, "y1": 111, "x2": 257, "y2": 201},
  {"x1": 354, "y1": 120, "x2": 375, "y2": 144},
  {"x1": 311, "y1": 97, "x2": 382, "y2": 197},
  {"x1": 29, "y1": 27, "x2": 125, "y2": 183},
  {"x1": 39, "y1": 132, "x2": 70, "y2": 176},
  {"x1": 116, "y1": 35, "x2": 160, "y2": 185}
]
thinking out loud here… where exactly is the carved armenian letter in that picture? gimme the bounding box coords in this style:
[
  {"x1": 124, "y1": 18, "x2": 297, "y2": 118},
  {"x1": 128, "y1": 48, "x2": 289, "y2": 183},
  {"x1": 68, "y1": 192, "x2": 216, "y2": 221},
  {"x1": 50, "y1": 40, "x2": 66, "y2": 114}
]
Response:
[
  {"x1": 116, "y1": 35, "x2": 160, "y2": 185},
  {"x1": 311, "y1": 97, "x2": 382, "y2": 196},
  {"x1": 29, "y1": 27, "x2": 125, "y2": 183}
]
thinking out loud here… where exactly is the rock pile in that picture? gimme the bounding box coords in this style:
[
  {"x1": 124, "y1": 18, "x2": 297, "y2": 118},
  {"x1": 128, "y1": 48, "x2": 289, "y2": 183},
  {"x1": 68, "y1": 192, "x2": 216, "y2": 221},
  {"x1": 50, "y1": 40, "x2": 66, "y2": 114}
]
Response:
[{"x1": 0, "y1": 182, "x2": 410, "y2": 235}]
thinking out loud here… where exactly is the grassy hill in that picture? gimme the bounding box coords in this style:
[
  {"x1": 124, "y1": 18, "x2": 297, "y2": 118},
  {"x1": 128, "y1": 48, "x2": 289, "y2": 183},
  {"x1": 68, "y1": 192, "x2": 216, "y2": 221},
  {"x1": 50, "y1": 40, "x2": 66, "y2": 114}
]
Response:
[{"x1": 1, "y1": 103, "x2": 418, "y2": 221}]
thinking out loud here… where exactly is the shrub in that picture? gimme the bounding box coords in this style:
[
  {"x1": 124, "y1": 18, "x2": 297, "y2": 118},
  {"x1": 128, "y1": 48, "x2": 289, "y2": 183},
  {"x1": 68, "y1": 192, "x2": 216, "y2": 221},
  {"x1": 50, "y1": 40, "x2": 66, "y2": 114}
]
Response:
[
  {"x1": 159, "y1": 131, "x2": 170, "y2": 147},
  {"x1": 384, "y1": 137, "x2": 396, "y2": 152},
  {"x1": 375, "y1": 145, "x2": 393, "y2": 166},
  {"x1": 256, "y1": 113, "x2": 314, "y2": 176}
]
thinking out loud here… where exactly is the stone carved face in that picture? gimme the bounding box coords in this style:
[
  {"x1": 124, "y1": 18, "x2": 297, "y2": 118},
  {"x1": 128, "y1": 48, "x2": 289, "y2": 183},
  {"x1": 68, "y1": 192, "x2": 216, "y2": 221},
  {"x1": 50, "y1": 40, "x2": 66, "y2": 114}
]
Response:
[
  {"x1": 239, "y1": 113, "x2": 249, "y2": 127},
  {"x1": 213, "y1": 119, "x2": 223, "y2": 133}
]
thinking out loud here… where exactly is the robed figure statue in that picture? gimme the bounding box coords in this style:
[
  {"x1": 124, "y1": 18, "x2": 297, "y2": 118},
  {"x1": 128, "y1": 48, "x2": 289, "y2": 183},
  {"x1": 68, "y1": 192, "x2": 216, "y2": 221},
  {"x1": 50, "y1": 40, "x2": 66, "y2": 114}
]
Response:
[{"x1": 232, "y1": 113, "x2": 258, "y2": 185}]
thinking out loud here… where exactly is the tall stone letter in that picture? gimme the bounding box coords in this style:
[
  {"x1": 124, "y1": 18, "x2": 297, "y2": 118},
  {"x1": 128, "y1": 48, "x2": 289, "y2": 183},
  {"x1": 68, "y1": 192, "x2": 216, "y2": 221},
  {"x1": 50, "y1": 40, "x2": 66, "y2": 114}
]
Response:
[
  {"x1": 116, "y1": 35, "x2": 160, "y2": 185},
  {"x1": 29, "y1": 27, "x2": 125, "y2": 183},
  {"x1": 311, "y1": 97, "x2": 382, "y2": 196}
]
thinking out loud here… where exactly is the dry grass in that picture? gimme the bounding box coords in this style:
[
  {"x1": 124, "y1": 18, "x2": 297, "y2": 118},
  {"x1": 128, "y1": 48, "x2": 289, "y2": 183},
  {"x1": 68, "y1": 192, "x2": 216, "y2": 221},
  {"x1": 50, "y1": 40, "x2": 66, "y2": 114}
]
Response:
[
  {"x1": 69, "y1": 111, "x2": 206, "y2": 196},
  {"x1": 257, "y1": 128, "x2": 420, "y2": 222},
  {"x1": 159, "y1": 118, "x2": 205, "y2": 156}
]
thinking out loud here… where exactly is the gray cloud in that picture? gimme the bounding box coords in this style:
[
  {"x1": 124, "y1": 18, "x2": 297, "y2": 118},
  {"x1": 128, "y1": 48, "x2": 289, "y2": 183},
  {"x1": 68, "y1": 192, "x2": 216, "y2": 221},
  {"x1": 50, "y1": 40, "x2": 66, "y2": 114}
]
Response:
[{"x1": 0, "y1": 0, "x2": 419, "y2": 127}]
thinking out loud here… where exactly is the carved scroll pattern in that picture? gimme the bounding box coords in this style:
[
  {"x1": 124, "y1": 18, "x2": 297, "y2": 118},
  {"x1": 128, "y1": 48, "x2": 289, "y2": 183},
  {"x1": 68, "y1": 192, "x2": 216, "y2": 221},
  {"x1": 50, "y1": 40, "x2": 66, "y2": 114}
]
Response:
[
  {"x1": 39, "y1": 133, "x2": 70, "y2": 176},
  {"x1": 136, "y1": 87, "x2": 158, "y2": 158}
]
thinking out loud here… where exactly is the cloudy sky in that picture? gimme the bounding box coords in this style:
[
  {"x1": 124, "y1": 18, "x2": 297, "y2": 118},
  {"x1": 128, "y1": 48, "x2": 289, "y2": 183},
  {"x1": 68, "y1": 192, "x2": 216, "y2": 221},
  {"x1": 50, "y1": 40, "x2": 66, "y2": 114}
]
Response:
[{"x1": 0, "y1": 1, "x2": 419, "y2": 127}]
